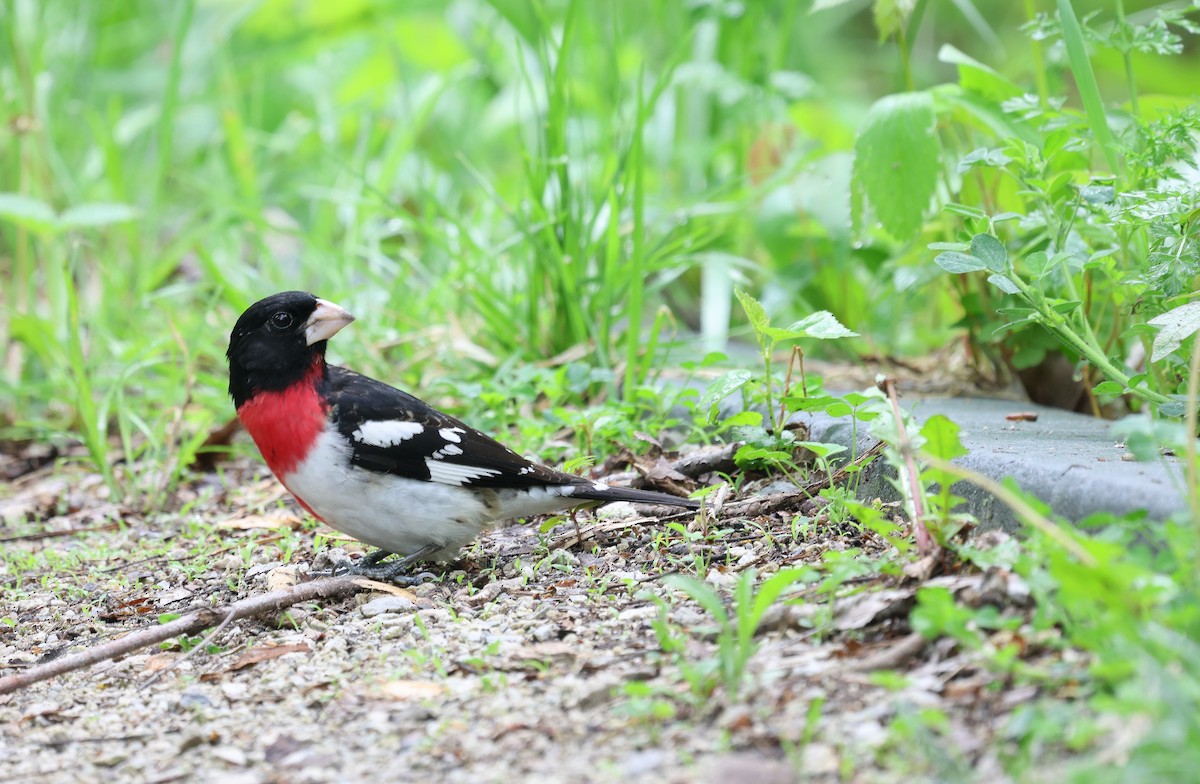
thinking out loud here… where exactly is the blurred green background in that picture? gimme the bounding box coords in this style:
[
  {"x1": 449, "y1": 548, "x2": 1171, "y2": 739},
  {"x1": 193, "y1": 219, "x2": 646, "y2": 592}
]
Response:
[{"x1": 1, "y1": 0, "x2": 1198, "y2": 478}]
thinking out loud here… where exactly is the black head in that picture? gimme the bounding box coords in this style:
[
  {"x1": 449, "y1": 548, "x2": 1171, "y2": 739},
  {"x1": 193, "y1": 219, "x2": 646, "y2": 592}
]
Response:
[{"x1": 227, "y1": 291, "x2": 355, "y2": 407}]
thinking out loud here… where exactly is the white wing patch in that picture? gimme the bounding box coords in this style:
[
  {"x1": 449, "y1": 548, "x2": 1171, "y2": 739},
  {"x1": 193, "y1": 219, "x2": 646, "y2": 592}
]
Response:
[
  {"x1": 431, "y1": 443, "x2": 464, "y2": 460},
  {"x1": 439, "y1": 427, "x2": 465, "y2": 443},
  {"x1": 425, "y1": 458, "x2": 502, "y2": 486},
  {"x1": 352, "y1": 420, "x2": 424, "y2": 447}
]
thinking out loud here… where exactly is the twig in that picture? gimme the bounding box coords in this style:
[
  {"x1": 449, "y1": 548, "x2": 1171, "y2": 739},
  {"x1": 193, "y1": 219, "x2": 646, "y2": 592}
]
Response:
[
  {"x1": 0, "y1": 575, "x2": 374, "y2": 696},
  {"x1": 847, "y1": 631, "x2": 927, "y2": 672},
  {"x1": 138, "y1": 607, "x2": 237, "y2": 690}
]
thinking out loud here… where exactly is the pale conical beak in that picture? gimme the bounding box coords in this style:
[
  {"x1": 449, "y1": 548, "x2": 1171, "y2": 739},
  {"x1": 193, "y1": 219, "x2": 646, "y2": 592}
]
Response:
[{"x1": 305, "y1": 298, "x2": 355, "y2": 345}]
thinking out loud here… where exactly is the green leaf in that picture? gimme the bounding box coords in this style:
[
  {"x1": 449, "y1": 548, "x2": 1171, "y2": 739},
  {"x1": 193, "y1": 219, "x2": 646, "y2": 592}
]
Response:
[
  {"x1": 920, "y1": 414, "x2": 968, "y2": 461},
  {"x1": 987, "y1": 274, "x2": 1019, "y2": 294},
  {"x1": 663, "y1": 575, "x2": 729, "y2": 628},
  {"x1": 794, "y1": 441, "x2": 848, "y2": 459},
  {"x1": 58, "y1": 202, "x2": 140, "y2": 229},
  {"x1": 1050, "y1": 300, "x2": 1082, "y2": 315},
  {"x1": 1147, "y1": 301, "x2": 1200, "y2": 362},
  {"x1": 937, "y1": 44, "x2": 1022, "y2": 102},
  {"x1": 762, "y1": 311, "x2": 859, "y2": 341},
  {"x1": 0, "y1": 193, "x2": 57, "y2": 233},
  {"x1": 1092, "y1": 380, "x2": 1125, "y2": 396},
  {"x1": 853, "y1": 91, "x2": 940, "y2": 241},
  {"x1": 723, "y1": 410, "x2": 764, "y2": 428},
  {"x1": 734, "y1": 288, "x2": 769, "y2": 334},
  {"x1": 969, "y1": 234, "x2": 1007, "y2": 272},
  {"x1": 935, "y1": 251, "x2": 987, "y2": 274},
  {"x1": 699, "y1": 369, "x2": 753, "y2": 413},
  {"x1": 1024, "y1": 251, "x2": 1050, "y2": 279}
]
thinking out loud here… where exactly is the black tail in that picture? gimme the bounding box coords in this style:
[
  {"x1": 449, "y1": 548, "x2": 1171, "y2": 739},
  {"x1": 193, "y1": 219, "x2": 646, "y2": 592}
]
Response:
[{"x1": 572, "y1": 482, "x2": 700, "y2": 509}]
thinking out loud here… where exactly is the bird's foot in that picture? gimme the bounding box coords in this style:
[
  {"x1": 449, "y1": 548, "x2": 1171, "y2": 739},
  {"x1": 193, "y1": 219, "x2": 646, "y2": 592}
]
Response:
[{"x1": 331, "y1": 543, "x2": 443, "y2": 585}]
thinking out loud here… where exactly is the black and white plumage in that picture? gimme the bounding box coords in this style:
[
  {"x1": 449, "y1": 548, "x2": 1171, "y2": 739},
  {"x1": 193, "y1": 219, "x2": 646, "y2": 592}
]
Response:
[{"x1": 227, "y1": 291, "x2": 700, "y2": 580}]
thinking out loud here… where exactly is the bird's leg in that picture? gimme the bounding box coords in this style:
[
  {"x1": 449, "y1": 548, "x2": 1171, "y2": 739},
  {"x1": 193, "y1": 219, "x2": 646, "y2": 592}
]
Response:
[
  {"x1": 570, "y1": 507, "x2": 583, "y2": 549},
  {"x1": 344, "y1": 543, "x2": 443, "y2": 585},
  {"x1": 359, "y1": 549, "x2": 394, "y2": 569}
]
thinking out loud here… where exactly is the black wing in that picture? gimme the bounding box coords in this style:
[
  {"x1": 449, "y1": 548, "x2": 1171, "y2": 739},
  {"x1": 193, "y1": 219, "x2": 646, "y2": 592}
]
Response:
[{"x1": 322, "y1": 366, "x2": 576, "y2": 489}]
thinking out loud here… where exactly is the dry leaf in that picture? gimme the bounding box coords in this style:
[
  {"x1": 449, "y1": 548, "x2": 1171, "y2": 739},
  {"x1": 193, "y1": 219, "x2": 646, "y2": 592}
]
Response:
[
  {"x1": 349, "y1": 578, "x2": 417, "y2": 599},
  {"x1": 228, "y1": 643, "x2": 311, "y2": 671},
  {"x1": 377, "y1": 680, "x2": 445, "y2": 700},
  {"x1": 142, "y1": 653, "x2": 177, "y2": 673}
]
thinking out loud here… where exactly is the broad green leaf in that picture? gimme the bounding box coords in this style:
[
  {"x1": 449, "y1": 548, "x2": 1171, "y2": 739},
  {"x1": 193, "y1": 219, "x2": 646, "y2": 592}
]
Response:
[
  {"x1": 762, "y1": 311, "x2": 859, "y2": 341},
  {"x1": 1092, "y1": 380, "x2": 1125, "y2": 396},
  {"x1": 969, "y1": 234, "x2": 1008, "y2": 272},
  {"x1": 58, "y1": 202, "x2": 140, "y2": 229},
  {"x1": 0, "y1": 193, "x2": 57, "y2": 233},
  {"x1": 937, "y1": 44, "x2": 1022, "y2": 102},
  {"x1": 699, "y1": 369, "x2": 753, "y2": 413},
  {"x1": 935, "y1": 251, "x2": 987, "y2": 274},
  {"x1": 987, "y1": 274, "x2": 1019, "y2": 294},
  {"x1": 723, "y1": 410, "x2": 764, "y2": 428},
  {"x1": 794, "y1": 441, "x2": 847, "y2": 459},
  {"x1": 1147, "y1": 301, "x2": 1200, "y2": 362},
  {"x1": 920, "y1": 414, "x2": 968, "y2": 461},
  {"x1": 853, "y1": 91, "x2": 939, "y2": 241},
  {"x1": 1024, "y1": 251, "x2": 1050, "y2": 279}
]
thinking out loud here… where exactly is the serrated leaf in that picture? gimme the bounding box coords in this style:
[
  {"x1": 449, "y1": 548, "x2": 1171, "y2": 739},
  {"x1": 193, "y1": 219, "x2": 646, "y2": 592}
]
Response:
[
  {"x1": 1079, "y1": 184, "x2": 1115, "y2": 204},
  {"x1": 987, "y1": 274, "x2": 1019, "y2": 294},
  {"x1": 853, "y1": 91, "x2": 939, "y2": 241},
  {"x1": 935, "y1": 251, "x2": 987, "y2": 274},
  {"x1": 969, "y1": 234, "x2": 1008, "y2": 272},
  {"x1": 734, "y1": 288, "x2": 769, "y2": 332},
  {"x1": 920, "y1": 414, "x2": 968, "y2": 461},
  {"x1": 699, "y1": 369, "x2": 753, "y2": 412},
  {"x1": 1147, "y1": 301, "x2": 1200, "y2": 362},
  {"x1": 58, "y1": 202, "x2": 140, "y2": 229},
  {"x1": 0, "y1": 193, "x2": 57, "y2": 233},
  {"x1": 763, "y1": 310, "x2": 858, "y2": 341}
]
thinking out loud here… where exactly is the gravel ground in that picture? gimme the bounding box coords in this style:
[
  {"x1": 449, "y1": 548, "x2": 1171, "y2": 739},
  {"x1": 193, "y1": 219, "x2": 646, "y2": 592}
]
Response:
[{"x1": 1, "y1": 445, "x2": 1047, "y2": 783}]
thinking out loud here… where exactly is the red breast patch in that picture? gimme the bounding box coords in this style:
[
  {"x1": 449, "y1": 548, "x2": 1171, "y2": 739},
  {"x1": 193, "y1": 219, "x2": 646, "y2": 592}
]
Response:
[{"x1": 236, "y1": 364, "x2": 328, "y2": 479}]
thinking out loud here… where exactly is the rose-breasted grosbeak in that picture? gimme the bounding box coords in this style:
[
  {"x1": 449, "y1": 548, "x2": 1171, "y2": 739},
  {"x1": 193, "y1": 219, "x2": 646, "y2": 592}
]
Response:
[{"x1": 227, "y1": 291, "x2": 700, "y2": 581}]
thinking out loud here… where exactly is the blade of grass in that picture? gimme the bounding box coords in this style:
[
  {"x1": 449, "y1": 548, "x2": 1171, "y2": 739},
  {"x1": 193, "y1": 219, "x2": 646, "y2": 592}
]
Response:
[{"x1": 1055, "y1": 0, "x2": 1122, "y2": 175}]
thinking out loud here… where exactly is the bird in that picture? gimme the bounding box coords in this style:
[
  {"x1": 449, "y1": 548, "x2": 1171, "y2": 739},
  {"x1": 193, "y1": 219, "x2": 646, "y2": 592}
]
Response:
[{"x1": 226, "y1": 291, "x2": 701, "y2": 582}]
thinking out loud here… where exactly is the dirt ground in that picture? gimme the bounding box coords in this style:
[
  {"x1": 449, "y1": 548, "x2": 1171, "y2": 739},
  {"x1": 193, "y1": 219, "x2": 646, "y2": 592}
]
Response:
[{"x1": 1, "y1": 439, "x2": 1047, "y2": 784}]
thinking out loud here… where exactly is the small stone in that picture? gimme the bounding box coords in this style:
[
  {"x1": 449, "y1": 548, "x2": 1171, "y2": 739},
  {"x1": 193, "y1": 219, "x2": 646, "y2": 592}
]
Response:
[
  {"x1": 211, "y1": 746, "x2": 248, "y2": 767},
  {"x1": 178, "y1": 690, "x2": 213, "y2": 710},
  {"x1": 361, "y1": 595, "x2": 416, "y2": 618}
]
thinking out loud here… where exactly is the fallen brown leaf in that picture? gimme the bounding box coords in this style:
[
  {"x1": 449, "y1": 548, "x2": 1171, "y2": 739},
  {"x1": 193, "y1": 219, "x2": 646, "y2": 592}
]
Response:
[
  {"x1": 229, "y1": 643, "x2": 311, "y2": 671},
  {"x1": 349, "y1": 579, "x2": 418, "y2": 599},
  {"x1": 377, "y1": 680, "x2": 445, "y2": 700}
]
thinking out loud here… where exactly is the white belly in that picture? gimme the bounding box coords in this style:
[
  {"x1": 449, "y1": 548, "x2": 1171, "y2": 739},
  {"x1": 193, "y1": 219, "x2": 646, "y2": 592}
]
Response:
[{"x1": 280, "y1": 429, "x2": 581, "y2": 560}]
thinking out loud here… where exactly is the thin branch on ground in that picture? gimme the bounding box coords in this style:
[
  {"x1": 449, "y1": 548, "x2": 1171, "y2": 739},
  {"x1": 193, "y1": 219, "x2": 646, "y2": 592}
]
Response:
[{"x1": 0, "y1": 575, "x2": 377, "y2": 696}]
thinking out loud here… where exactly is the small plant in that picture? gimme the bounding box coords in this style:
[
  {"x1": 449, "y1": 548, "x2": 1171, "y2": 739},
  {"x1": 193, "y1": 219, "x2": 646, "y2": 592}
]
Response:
[{"x1": 662, "y1": 567, "x2": 813, "y2": 698}]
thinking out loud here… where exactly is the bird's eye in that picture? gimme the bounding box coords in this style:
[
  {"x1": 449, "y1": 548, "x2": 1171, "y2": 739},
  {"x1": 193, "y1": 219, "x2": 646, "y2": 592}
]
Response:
[{"x1": 269, "y1": 312, "x2": 294, "y2": 330}]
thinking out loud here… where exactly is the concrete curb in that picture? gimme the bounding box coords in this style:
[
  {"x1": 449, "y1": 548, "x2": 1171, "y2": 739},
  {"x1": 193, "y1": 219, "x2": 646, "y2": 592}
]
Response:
[{"x1": 790, "y1": 397, "x2": 1187, "y2": 532}]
